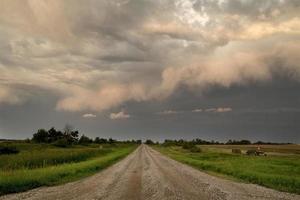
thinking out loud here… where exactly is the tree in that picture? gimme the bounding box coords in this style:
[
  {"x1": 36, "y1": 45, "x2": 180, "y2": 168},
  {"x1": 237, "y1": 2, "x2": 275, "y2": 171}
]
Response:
[
  {"x1": 145, "y1": 139, "x2": 154, "y2": 145},
  {"x1": 63, "y1": 124, "x2": 79, "y2": 144},
  {"x1": 48, "y1": 127, "x2": 63, "y2": 143},
  {"x1": 240, "y1": 140, "x2": 251, "y2": 145},
  {"x1": 94, "y1": 137, "x2": 108, "y2": 144},
  {"x1": 32, "y1": 129, "x2": 49, "y2": 143},
  {"x1": 108, "y1": 138, "x2": 116, "y2": 144},
  {"x1": 69, "y1": 130, "x2": 79, "y2": 143},
  {"x1": 78, "y1": 135, "x2": 92, "y2": 145},
  {"x1": 136, "y1": 140, "x2": 142, "y2": 144},
  {"x1": 94, "y1": 137, "x2": 101, "y2": 143}
]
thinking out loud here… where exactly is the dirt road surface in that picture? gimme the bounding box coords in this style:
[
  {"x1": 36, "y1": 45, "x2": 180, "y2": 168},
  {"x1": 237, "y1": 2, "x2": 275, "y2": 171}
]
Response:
[{"x1": 1, "y1": 145, "x2": 299, "y2": 200}]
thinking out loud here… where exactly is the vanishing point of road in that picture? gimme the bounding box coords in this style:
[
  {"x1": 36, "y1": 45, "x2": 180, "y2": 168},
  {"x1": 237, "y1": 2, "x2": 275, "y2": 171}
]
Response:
[{"x1": 1, "y1": 145, "x2": 299, "y2": 200}]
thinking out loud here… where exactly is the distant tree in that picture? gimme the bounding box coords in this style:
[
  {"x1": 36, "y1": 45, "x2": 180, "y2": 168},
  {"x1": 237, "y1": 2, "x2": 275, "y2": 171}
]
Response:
[
  {"x1": 108, "y1": 138, "x2": 116, "y2": 144},
  {"x1": 145, "y1": 139, "x2": 154, "y2": 145},
  {"x1": 32, "y1": 129, "x2": 49, "y2": 143},
  {"x1": 94, "y1": 137, "x2": 101, "y2": 143},
  {"x1": 62, "y1": 124, "x2": 79, "y2": 144},
  {"x1": 240, "y1": 140, "x2": 251, "y2": 145},
  {"x1": 94, "y1": 137, "x2": 108, "y2": 144},
  {"x1": 69, "y1": 130, "x2": 79, "y2": 143},
  {"x1": 100, "y1": 138, "x2": 108, "y2": 144},
  {"x1": 226, "y1": 139, "x2": 233, "y2": 145},
  {"x1": 226, "y1": 139, "x2": 251, "y2": 145},
  {"x1": 48, "y1": 127, "x2": 63, "y2": 143},
  {"x1": 136, "y1": 140, "x2": 142, "y2": 144},
  {"x1": 78, "y1": 135, "x2": 92, "y2": 145}
]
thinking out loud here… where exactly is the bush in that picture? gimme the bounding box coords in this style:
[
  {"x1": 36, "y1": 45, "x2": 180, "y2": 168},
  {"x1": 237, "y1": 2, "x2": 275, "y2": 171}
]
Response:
[
  {"x1": 0, "y1": 146, "x2": 19, "y2": 155},
  {"x1": 190, "y1": 146, "x2": 202, "y2": 153},
  {"x1": 78, "y1": 135, "x2": 93, "y2": 145},
  {"x1": 94, "y1": 137, "x2": 108, "y2": 144},
  {"x1": 53, "y1": 138, "x2": 69, "y2": 148},
  {"x1": 145, "y1": 139, "x2": 154, "y2": 145},
  {"x1": 182, "y1": 142, "x2": 194, "y2": 150},
  {"x1": 32, "y1": 129, "x2": 49, "y2": 143},
  {"x1": 182, "y1": 143, "x2": 201, "y2": 153}
]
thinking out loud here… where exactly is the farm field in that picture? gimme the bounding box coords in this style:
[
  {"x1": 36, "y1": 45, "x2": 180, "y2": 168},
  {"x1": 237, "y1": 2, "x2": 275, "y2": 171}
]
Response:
[
  {"x1": 200, "y1": 144, "x2": 300, "y2": 155},
  {"x1": 154, "y1": 144, "x2": 300, "y2": 194},
  {"x1": 0, "y1": 142, "x2": 137, "y2": 195}
]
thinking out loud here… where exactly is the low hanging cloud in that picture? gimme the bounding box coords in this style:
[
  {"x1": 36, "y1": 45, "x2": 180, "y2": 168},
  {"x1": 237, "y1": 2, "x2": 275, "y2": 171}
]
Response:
[
  {"x1": 215, "y1": 107, "x2": 233, "y2": 113},
  {"x1": 205, "y1": 107, "x2": 233, "y2": 113},
  {"x1": 0, "y1": 0, "x2": 300, "y2": 112},
  {"x1": 157, "y1": 110, "x2": 182, "y2": 115},
  {"x1": 82, "y1": 113, "x2": 97, "y2": 118},
  {"x1": 192, "y1": 109, "x2": 203, "y2": 113},
  {"x1": 110, "y1": 111, "x2": 131, "y2": 120}
]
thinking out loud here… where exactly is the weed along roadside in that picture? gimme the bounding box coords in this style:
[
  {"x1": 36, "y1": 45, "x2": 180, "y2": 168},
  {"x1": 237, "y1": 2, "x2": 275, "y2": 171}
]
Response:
[
  {"x1": 0, "y1": 127, "x2": 140, "y2": 196},
  {"x1": 0, "y1": 144, "x2": 137, "y2": 195}
]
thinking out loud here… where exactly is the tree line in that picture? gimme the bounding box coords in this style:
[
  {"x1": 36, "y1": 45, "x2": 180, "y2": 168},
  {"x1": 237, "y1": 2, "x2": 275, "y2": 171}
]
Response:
[
  {"x1": 160, "y1": 139, "x2": 292, "y2": 146},
  {"x1": 31, "y1": 125, "x2": 142, "y2": 147},
  {"x1": 30, "y1": 126, "x2": 292, "y2": 147}
]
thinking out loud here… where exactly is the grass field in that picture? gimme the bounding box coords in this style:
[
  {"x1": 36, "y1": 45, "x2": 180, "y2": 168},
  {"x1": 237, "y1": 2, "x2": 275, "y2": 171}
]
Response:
[
  {"x1": 154, "y1": 144, "x2": 300, "y2": 194},
  {"x1": 200, "y1": 144, "x2": 300, "y2": 155},
  {"x1": 0, "y1": 142, "x2": 137, "y2": 195}
]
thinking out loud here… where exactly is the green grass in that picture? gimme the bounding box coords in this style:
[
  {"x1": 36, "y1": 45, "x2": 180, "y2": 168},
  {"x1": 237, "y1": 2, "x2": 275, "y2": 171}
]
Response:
[
  {"x1": 0, "y1": 144, "x2": 112, "y2": 170},
  {"x1": 154, "y1": 145, "x2": 300, "y2": 194},
  {"x1": 0, "y1": 143, "x2": 137, "y2": 195}
]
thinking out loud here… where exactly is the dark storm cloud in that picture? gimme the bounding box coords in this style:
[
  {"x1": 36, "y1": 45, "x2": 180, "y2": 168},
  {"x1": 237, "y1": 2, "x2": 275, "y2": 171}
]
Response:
[{"x1": 0, "y1": 0, "x2": 300, "y2": 142}]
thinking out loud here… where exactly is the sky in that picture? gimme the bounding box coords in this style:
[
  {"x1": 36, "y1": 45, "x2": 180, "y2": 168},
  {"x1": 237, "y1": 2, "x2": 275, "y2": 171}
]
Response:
[{"x1": 0, "y1": 0, "x2": 300, "y2": 142}]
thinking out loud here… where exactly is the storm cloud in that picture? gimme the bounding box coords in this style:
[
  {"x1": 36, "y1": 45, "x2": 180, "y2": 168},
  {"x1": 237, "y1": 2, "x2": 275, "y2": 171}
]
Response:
[{"x1": 0, "y1": 0, "x2": 300, "y2": 142}]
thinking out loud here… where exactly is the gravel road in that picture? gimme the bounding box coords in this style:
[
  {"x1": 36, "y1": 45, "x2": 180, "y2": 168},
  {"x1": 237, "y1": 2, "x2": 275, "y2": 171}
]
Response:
[{"x1": 1, "y1": 145, "x2": 299, "y2": 200}]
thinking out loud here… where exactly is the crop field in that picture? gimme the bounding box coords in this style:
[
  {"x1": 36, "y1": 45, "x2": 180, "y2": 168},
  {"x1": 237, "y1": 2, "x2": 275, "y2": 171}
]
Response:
[
  {"x1": 0, "y1": 142, "x2": 137, "y2": 195},
  {"x1": 155, "y1": 144, "x2": 300, "y2": 194}
]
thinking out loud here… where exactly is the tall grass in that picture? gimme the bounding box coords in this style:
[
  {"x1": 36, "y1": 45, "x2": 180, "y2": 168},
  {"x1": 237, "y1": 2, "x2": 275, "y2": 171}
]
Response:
[
  {"x1": 0, "y1": 145, "x2": 137, "y2": 195},
  {"x1": 155, "y1": 146, "x2": 300, "y2": 194},
  {"x1": 0, "y1": 148, "x2": 111, "y2": 170}
]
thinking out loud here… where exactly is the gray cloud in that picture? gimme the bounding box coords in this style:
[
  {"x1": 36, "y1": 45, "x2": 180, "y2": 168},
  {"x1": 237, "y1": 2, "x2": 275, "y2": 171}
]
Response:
[
  {"x1": 192, "y1": 108, "x2": 203, "y2": 113},
  {"x1": 157, "y1": 110, "x2": 182, "y2": 115},
  {"x1": 110, "y1": 110, "x2": 130, "y2": 120},
  {"x1": 0, "y1": 0, "x2": 299, "y2": 114},
  {"x1": 82, "y1": 113, "x2": 97, "y2": 118}
]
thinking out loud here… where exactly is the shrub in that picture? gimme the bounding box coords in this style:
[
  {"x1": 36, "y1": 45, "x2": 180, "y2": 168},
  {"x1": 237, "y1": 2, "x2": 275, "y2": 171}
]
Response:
[
  {"x1": 53, "y1": 138, "x2": 69, "y2": 148},
  {"x1": 94, "y1": 137, "x2": 108, "y2": 144},
  {"x1": 182, "y1": 142, "x2": 194, "y2": 150},
  {"x1": 78, "y1": 135, "x2": 93, "y2": 145},
  {"x1": 32, "y1": 129, "x2": 49, "y2": 143},
  {"x1": 145, "y1": 139, "x2": 154, "y2": 145},
  {"x1": 0, "y1": 146, "x2": 19, "y2": 155},
  {"x1": 182, "y1": 143, "x2": 201, "y2": 153},
  {"x1": 190, "y1": 146, "x2": 202, "y2": 153}
]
